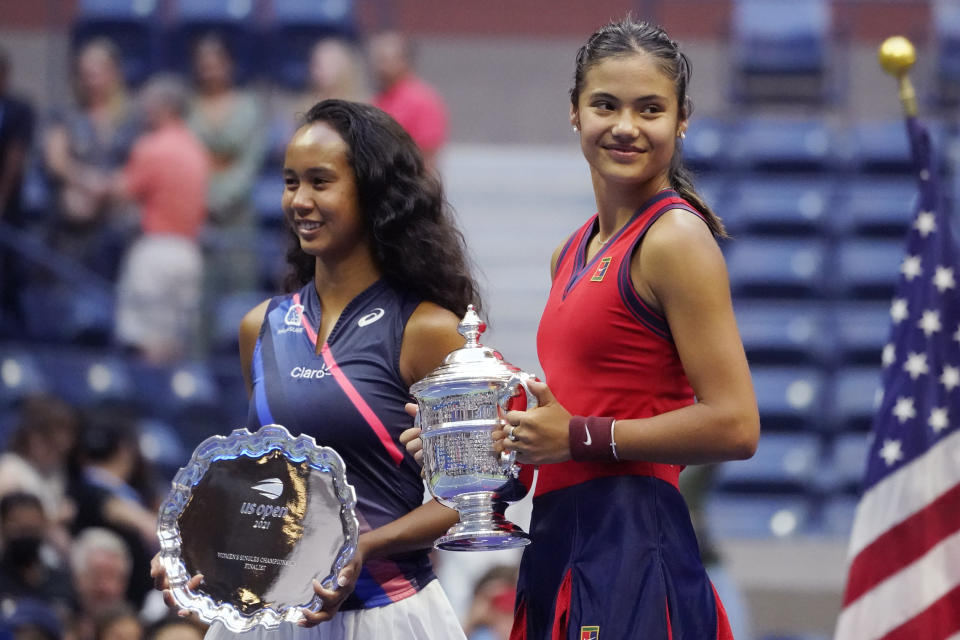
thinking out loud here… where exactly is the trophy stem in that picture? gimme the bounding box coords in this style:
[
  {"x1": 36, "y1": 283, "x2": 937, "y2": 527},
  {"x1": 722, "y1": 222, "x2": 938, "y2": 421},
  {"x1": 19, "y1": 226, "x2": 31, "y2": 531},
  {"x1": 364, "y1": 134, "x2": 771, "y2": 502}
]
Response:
[{"x1": 434, "y1": 491, "x2": 531, "y2": 551}]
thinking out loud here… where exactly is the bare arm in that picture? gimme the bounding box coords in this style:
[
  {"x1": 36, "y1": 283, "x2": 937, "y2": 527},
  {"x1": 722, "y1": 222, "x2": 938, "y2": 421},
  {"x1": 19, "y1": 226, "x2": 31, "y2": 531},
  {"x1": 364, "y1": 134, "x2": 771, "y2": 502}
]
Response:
[
  {"x1": 238, "y1": 299, "x2": 271, "y2": 395},
  {"x1": 500, "y1": 210, "x2": 758, "y2": 466}
]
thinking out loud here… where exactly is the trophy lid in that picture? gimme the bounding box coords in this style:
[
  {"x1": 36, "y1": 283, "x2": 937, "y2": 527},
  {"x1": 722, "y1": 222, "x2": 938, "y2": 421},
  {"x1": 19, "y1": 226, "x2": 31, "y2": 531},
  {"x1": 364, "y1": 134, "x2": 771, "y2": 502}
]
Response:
[{"x1": 410, "y1": 305, "x2": 520, "y2": 395}]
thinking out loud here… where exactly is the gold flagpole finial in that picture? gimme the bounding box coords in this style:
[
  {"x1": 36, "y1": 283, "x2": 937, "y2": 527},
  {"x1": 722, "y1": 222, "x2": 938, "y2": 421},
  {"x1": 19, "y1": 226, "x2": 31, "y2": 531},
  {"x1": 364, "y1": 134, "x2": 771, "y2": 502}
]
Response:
[{"x1": 879, "y1": 36, "x2": 918, "y2": 116}]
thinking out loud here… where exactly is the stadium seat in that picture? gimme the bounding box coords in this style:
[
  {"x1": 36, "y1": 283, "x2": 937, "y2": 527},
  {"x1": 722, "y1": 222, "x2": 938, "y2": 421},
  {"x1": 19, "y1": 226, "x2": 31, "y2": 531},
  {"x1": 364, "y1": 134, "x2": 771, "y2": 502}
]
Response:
[
  {"x1": 253, "y1": 169, "x2": 285, "y2": 229},
  {"x1": 830, "y1": 431, "x2": 871, "y2": 495},
  {"x1": 715, "y1": 431, "x2": 822, "y2": 494},
  {"x1": 934, "y1": 0, "x2": 960, "y2": 103},
  {"x1": 832, "y1": 238, "x2": 904, "y2": 300},
  {"x1": 724, "y1": 176, "x2": 834, "y2": 236},
  {"x1": 130, "y1": 361, "x2": 220, "y2": 419},
  {"x1": 269, "y1": 0, "x2": 359, "y2": 90},
  {"x1": 726, "y1": 238, "x2": 827, "y2": 299},
  {"x1": 751, "y1": 366, "x2": 827, "y2": 432},
  {"x1": 210, "y1": 290, "x2": 272, "y2": 355},
  {"x1": 815, "y1": 494, "x2": 860, "y2": 537},
  {"x1": 731, "y1": 0, "x2": 832, "y2": 103},
  {"x1": 706, "y1": 494, "x2": 813, "y2": 538},
  {"x1": 682, "y1": 117, "x2": 730, "y2": 172},
  {"x1": 164, "y1": 0, "x2": 262, "y2": 83},
  {"x1": 37, "y1": 350, "x2": 134, "y2": 409},
  {"x1": 832, "y1": 302, "x2": 891, "y2": 367},
  {"x1": 0, "y1": 347, "x2": 48, "y2": 409},
  {"x1": 841, "y1": 120, "x2": 912, "y2": 174},
  {"x1": 830, "y1": 367, "x2": 882, "y2": 434},
  {"x1": 20, "y1": 283, "x2": 114, "y2": 346},
  {"x1": 832, "y1": 176, "x2": 915, "y2": 239},
  {"x1": 138, "y1": 416, "x2": 189, "y2": 482},
  {"x1": 71, "y1": 0, "x2": 163, "y2": 86},
  {"x1": 728, "y1": 117, "x2": 835, "y2": 172},
  {"x1": 734, "y1": 300, "x2": 832, "y2": 366}
]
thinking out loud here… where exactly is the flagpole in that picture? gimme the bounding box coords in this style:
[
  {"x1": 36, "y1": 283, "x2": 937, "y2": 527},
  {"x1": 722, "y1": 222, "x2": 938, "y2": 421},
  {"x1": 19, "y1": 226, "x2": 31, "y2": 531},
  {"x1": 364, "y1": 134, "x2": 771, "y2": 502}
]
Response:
[{"x1": 878, "y1": 35, "x2": 918, "y2": 117}]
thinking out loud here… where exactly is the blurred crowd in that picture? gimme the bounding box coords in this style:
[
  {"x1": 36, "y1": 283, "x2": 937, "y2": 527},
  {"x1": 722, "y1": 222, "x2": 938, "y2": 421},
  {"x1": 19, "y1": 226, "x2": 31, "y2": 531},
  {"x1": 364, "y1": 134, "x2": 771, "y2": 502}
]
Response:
[
  {"x1": 0, "y1": 25, "x2": 527, "y2": 640},
  {"x1": 0, "y1": 27, "x2": 448, "y2": 366}
]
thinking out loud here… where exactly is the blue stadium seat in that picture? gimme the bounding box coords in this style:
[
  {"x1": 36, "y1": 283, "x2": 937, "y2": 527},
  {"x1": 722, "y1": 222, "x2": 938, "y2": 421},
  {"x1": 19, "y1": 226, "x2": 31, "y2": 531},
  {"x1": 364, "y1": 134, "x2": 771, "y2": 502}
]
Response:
[
  {"x1": 830, "y1": 367, "x2": 882, "y2": 434},
  {"x1": 683, "y1": 117, "x2": 730, "y2": 172},
  {"x1": 831, "y1": 431, "x2": 871, "y2": 494},
  {"x1": 934, "y1": 0, "x2": 960, "y2": 103},
  {"x1": 210, "y1": 355, "x2": 250, "y2": 431},
  {"x1": 138, "y1": 416, "x2": 189, "y2": 482},
  {"x1": 735, "y1": 300, "x2": 831, "y2": 366},
  {"x1": 211, "y1": 290, "x2": 272, "y2": 355},
  {"x1": 842, "y1": 120, "x2": 912, "y2": 174},
  {"x1": 164, "y1": 0, "x2": 262, "y2": 83},
  {"x1": 37, "y1": 351, "x2": 134, "y2": 409},
  {"x1": 726, "y1": 238, "x2": 827, "y2": 298},
  {"x1": 731, "y1": 0, "x2": 831, "y2": 103},
  {"x1": 751, "y1": 366, "x2": 827, "y2": 432},
  {"x1": 129, "y1": 361, "x2": 221, "y2": 419},
  {"x1": 724, "y1": 176, "x2": 834, "y2": 236},
  {"x1": 0, "y1": 348, "x2": 48, "y2": 409},
  {"x1": 833, "y1": 302, "x2": 891, "y2": 367},
  {"x1": 269, "y1": 0, "x2": 358, "y2": 90},
  {"x1": 832, "y1": 238, "x2": 904, "y2": 300},
  {"x1": 706, "y1": 494, "x2": 813, "y2": 538},
  {"x1": 72, "y1": 0, "x2": 163, "y2": 86},
  {"x1": 832, "y1": 176, "x2": 915, "y2": 239},
  {"x1": 815, "y1": 494, "x2": 860, "y2": 537},
  {"x1": 253, "y1": 169, "x2": 285, "y2": 229},
  {"x1": 20, "y1": 283, "x2": 114, "y2": 345},
  {"x1": 728, "y1": 117, "x2": 835, "y2": 172},
  {"x1": 715, "y1": 432, "x2": 822, "y2": 494}
]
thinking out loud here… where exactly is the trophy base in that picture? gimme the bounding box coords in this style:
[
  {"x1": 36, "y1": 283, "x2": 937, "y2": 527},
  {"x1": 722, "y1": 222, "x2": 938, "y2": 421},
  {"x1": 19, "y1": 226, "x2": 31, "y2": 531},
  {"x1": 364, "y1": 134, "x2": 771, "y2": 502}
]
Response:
[{"x1": 434, "y1": 493, "x2": 531, "y2": 551}]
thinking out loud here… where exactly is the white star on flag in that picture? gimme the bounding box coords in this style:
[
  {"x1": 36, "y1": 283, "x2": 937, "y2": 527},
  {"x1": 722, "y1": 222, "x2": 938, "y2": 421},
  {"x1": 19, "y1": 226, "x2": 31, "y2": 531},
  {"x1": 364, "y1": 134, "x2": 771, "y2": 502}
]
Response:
[
  {"x1": 918, "y1": 309, "x2": 942, "y2": 336},
  {"x1": 903, "y1": 352, "x2": 929, "y2": 379},
  {"x1": 928, "y1": 407, "x2": 949, "y2": 433},
  {"x1": 892, "y1": 396, "x2": 916, "y2": 423},
  {"x1": 882, "y1": 343, "x2": 896, "y2": 368},
  {"x1": 878, "y1": 438, "x2": 904, "y2": 466},
  {"x1": 914, "y1": 211, "x2": 937, "y2": 237},
  {"x1": 890, "y1": 298, "x2": 909, "y2": 324},
  {"x1": 901, "y1": 255, "x2": 922, "y2": 280},
  {"x1": 941, "y1": 365, "x2": 960, "y2": 391},
  {"x1": 933, "y1": 265, "x2": 955, "y2": 292}
]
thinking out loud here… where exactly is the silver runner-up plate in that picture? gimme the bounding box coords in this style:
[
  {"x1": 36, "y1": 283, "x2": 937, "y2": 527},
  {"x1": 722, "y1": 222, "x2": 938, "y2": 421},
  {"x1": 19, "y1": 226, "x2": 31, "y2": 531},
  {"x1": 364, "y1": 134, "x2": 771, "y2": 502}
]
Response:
[{"x1": 157, "y1": 424, "x2": 359, "y2": 632}]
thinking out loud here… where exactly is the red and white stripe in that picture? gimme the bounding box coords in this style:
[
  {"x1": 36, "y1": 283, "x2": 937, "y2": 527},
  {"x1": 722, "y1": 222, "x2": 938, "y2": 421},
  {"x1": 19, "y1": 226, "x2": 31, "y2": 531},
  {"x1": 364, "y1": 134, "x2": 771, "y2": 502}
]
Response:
[{"x1": 835, "y1": 428, "x2": 960, "y2": 640}]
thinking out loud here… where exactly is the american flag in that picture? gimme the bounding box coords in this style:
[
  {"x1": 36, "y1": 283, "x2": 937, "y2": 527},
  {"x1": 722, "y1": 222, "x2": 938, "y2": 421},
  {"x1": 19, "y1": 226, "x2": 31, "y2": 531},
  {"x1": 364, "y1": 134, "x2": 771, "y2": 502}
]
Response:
[{"x1": 834, "y1": 117, "x2": 960, "y2": 639}]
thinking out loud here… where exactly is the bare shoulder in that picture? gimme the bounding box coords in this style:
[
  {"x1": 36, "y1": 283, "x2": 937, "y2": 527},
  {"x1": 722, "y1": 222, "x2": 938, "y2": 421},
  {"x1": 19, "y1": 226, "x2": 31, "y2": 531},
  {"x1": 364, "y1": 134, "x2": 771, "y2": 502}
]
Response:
[
  {"x1": 550, "y1": 233, "x2": 574, "y2": 279},
  {"x1": 641, "y1": 208, "x2": 725, "y2": 275},
  {"x1": 400, "y1": 302, "x2": 467, "y2": 385},
  {"x1": 240, "y1": 299, "x2": 271, "y2": 341}
]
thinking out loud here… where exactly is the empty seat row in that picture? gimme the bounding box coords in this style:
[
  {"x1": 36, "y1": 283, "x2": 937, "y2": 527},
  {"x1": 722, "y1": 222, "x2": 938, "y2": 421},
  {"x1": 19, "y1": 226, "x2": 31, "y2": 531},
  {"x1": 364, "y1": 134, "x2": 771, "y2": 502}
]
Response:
[{"x1": 706, "y1": 491, "x2": 860, "y2": 539}]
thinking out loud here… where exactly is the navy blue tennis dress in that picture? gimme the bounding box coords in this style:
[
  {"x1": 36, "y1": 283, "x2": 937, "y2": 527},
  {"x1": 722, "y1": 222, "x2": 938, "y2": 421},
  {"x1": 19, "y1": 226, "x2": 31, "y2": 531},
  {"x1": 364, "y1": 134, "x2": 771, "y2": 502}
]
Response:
[{"x1": 247, "y1": 279, "x2": 435, "y2": 610}]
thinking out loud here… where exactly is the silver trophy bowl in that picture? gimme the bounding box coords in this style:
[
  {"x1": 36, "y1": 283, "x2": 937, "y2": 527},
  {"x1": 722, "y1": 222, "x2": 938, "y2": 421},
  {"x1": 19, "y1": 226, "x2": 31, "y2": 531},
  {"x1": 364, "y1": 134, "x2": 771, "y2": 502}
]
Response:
[{"x1": 410, "y1": 305, "x2": 535, "y2": 551}]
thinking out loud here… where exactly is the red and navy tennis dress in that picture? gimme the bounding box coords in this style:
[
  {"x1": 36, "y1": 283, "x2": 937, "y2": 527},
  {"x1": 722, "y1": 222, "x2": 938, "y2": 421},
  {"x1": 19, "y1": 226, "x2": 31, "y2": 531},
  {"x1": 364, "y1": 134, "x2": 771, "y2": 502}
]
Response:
[
  {"x1": 512, "y1": 190, "x2": 734, "y2": 640},
  {"x1": 247, "y1": 279, "x2": 435, "y2": 611}
]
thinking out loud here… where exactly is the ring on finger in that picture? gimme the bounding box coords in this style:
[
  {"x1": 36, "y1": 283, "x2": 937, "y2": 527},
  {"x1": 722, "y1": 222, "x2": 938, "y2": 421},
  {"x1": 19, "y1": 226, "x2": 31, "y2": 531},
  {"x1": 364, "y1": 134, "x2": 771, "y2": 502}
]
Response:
[{"x1": 507, "y1": 424, "x2": 519, "y2": 442}]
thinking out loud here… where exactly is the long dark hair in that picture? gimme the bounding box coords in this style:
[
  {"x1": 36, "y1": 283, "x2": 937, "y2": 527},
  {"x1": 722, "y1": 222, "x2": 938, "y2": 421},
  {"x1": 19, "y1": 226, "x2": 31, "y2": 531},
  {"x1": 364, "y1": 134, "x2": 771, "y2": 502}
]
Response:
[
  {"x1": 570, "y1": 17, "x2": 726, "y2": 238},
  {"x1": 283, "y1": 99, "x2": 483, "y2": 315}
]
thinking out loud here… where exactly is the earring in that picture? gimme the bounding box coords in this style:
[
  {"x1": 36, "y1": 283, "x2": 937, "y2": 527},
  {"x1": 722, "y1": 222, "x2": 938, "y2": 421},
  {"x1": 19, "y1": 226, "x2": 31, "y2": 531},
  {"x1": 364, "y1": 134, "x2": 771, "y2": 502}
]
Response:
[
  {"x1": 678, "y1": 131, "x2": 686, "y2": 139},
  {"x1": 573, "y1": 125, "x2": 579, "y2": 133}
]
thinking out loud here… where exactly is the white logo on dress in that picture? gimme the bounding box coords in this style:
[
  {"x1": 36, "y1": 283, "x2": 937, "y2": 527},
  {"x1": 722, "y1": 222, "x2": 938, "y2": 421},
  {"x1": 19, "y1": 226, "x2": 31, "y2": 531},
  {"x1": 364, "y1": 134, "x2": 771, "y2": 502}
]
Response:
[
  {"x1": 583, "y1": 426, "x2": 593, "y2": 445},
  {"x1": 284, "y1": 304, "x2": 304, "y2": 327},
  {"x1": 358, "y1": 308, "x2": 385, "y2": 327}
]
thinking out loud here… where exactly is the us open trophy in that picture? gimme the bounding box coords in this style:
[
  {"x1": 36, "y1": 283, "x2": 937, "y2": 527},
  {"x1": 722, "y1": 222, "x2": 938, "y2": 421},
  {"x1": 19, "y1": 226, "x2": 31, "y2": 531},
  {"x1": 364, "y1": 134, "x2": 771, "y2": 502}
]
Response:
[
  {"x1": 411, "y1": 305, "x2": 536, "y2": 551},
  {"x1": 156, "y1": 425, "x2": 359, "y2": 631}
]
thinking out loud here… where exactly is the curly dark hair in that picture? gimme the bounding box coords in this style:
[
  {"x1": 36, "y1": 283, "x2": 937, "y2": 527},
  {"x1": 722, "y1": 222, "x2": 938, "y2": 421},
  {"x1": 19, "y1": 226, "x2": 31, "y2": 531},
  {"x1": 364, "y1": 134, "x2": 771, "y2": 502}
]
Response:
[
  {"x1": 282, "y1": 99, "x2": 483, "y2": 316},
  {"x1": 571, "y1": 17, "x2": 726, "y2": 238}
]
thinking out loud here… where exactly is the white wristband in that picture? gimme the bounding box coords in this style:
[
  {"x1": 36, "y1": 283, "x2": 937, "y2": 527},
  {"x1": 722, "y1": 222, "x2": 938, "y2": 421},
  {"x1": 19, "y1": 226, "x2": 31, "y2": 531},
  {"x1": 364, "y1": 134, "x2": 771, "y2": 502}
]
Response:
[{"x1": 610, "y1": 419, "x2": 619, "y2": 461}]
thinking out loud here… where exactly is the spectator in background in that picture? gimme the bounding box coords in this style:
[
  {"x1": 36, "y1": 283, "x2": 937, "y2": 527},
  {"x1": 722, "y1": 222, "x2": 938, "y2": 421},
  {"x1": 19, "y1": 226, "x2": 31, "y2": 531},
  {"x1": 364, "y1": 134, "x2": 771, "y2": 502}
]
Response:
[
  {"x1": 368, "y1": 31, "x2": 448, "y2": 172},
  {"x1": 144, "y1": 617, "x2": 206, "y2": 640},
  {"x1": 41, "y1": 38, "x2": 140, "y2": 281},
  {"x1": 305, "y1": 37, "x2": 369, "y2": 106},
  {"x1": 0, "y1": 597, "x2": 64, "y2": 640},
  {"x1": 70, "y1": 527, "x2": 134, "y2": 640},
  {"x1": 0, "y1": 46, "x2": 36, "y2": 338},
  {"x1": 0, "y1": 394, "x2": 78, "y2": 552},
  {"x1": 70, "y1": 408, "x2": 158, "y2": 610},
  {"x1": 0, "y1": 492, "x2": 74, "y2": 619},
  {"x1": 188, "y1": 33, "x2": 266, "y2": 299},
  {"x1": 93, "y1": 604, "x2": 143, "y2": 640},
  {"x1": 463, "y1": 565, "x2": 517, "y2": 640},
  {"x1": 111, "y1": 75, "x2": 210, "y2": 364}
]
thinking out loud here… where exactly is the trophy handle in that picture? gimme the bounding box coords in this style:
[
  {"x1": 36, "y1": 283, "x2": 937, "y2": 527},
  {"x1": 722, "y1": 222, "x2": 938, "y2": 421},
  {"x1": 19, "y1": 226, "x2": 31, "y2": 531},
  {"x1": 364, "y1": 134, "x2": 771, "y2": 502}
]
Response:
[{"x1": 498, "y1": 372, "x2": 540, "y2": 474}]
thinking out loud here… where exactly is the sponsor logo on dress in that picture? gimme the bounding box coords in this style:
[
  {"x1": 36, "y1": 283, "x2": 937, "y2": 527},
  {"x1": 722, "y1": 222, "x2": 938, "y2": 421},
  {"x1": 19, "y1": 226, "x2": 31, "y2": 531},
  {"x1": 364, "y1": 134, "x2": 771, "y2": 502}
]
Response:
[
  {"x1": 580, "y1": 626, "x2": 600, "y2": 640},
  {"x1": 290, "y1": 364, "x2": 332, "y2": 380},
  {"x1": 590, "y1": 257, "x2": 613, "y2": 282},
  {"x1": 279, "y1": 303, "x2": 306, "y2": 335},
  {"x1": 358, "y1": 307, "x2": 385, "y2": 327}
]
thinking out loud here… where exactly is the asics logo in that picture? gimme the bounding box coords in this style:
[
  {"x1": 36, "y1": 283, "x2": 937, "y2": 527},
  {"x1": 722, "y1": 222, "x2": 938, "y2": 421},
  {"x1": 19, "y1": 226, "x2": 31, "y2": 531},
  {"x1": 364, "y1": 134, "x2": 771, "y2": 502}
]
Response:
[
  {"x1": 358, "y1": 308, "x2": 385, "y2": 327},
  {"x1": 250, "y1": 478, "x2": 284, "y2": 500}
]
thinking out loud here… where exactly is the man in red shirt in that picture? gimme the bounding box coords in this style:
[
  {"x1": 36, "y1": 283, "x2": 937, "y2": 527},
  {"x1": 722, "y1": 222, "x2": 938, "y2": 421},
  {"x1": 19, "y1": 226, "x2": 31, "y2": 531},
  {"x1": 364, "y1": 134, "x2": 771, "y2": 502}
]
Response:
[
  {"x1": 369, "y1": 31, "x2": 448, "y2": 172},
  {"x1": 112, "y1": 75, "x2": 210, "y2": 363}
]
